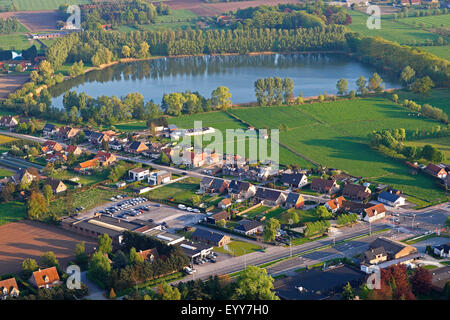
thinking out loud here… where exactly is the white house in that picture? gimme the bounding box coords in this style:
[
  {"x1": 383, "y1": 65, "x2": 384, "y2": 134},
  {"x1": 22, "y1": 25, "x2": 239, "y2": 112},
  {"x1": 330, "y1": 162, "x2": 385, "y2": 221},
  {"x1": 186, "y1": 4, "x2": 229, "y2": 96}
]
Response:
[
  {"x1": 129, "y1": 168, "x2": 150, "y2": 181},
  {"x1": 377, "y1": 191, "x2": 406, "y2": 207},
  {"x1": 434, "y1": 243, "x2": 450, "y2": 258},
  {"x1": 363, "y1": 203, "x2": 386, "y2": 223}
]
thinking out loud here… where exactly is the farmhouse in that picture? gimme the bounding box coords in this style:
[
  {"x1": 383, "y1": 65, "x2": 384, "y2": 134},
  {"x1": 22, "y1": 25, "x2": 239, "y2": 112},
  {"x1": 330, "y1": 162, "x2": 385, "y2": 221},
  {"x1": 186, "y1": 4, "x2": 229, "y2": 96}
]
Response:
[
  {"x1": 362, "y1": 203, "x2": 387, "y2": 223},
  {"x1": 280, "y1": 173, "x2": 308, "y2": 188},
  {"x1": 45, "y1": 178, "x2": 67, "y2": 194},
  {"x1": 228, "y1": 180, "x2": 256, "y2": 199},
  {"x1": 0, "y1": 277, "x2": 19, "y2": 299},
  {"x1": 129, "y1": 167, "x2": 150, "y2": 181},
  {"x1": 29, "y1": 267, "x2": 61, "y2": 289},
  {"x1": 310, "y1": 178, "x2": 337, "y2": 194},
  {"x1": 342, "y1": 183, "x2": 371, "y2": 201},
  {"x1": 234, "y1": 219, "x2": 263, "y2": 235},
  {"x1": 148, "y1": 170, "x2": 171, "y2": 185},
  {"x1": 206, "y1": 211, "x2": 231, "y2": 225},
  {"x1": 284, "y1": 193, "x2": 304, "y2": 209},
  {"x1": 424, "y1": 163, "x2": 447, "y2": 179},
  {"x1": 377, "y1": 191, "x2": 406, "y2": 207},
  {"x1": 192, "y1": 229, "x2": 231, "y2": 247},
  {"x1": 254, "y1": 188, "x2": 286, "y2": 207},
  {"x1": 325, "y1": 196, "x2": 346, "y2": 213}
]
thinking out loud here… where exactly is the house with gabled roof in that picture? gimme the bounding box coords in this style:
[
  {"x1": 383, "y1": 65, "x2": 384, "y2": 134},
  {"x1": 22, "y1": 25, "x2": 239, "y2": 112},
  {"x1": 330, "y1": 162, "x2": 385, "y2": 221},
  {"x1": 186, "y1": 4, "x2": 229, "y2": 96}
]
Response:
[
  {"x1": 342, "y1": 183, "x2": 371, "y2": 201},
  {"x1": 29, "y1": 267, "x2": 61, "y2": 289},
  {"x1": 0, "y1": 115, "x2": 18, "y2": 128},
  {"x1": 310, "y1": 178, "x2": 337, "y2": 194},
  {"x1": 206, "y1": 211, "x2": 231, "y2": 225},
  {"x1": 88, "y1": 132, "x2": 106, "y2": 145},
  {"x1": 234, "y1": 219, "x2": 263, "y2": 235},
  {"x1": 42, "y1": 123, "x2": 58, "y2": 137},
  {"x1": 284, "y1": 192, "x2": 304, "y2": 209},
  {"x1": 254, "y1": 188, "x2": 286, "y2": 207},
  {"x1": 200, "y1": 177, "x2": 228, "y2": 194},
  {"x1": 378, "y1": 191, "x2": 406, "y2": 207},
  {"x1": 137, "y1": 248, "x2": 158, "y2": 262},
  {"x1": 95, "y1": 151, "x2": 116, "y2": 166},
  {"x1": 280, "y1": 173, "x2": 308, "y2": 188},
  {"x1": 433, "y1": 243, "x2": 450, "y2": 258},
  {"x1": 41, "y1": 140, "x2": 63, "y2": 153},
  {"x1": 46, "y1": 151, "x2": 67, "y2": 163},
  {"x1": 58, "y1": 126, "x2": 79, "y2": 140},
  {"x1": 325, "y1": 196, "x2": 346, "y2": 213},
  {"x1": 74, "y1": 158, "x2": 100, "y2": 173},
  {"x1": 362, "y1": 203, "x2": 386, "y2": 222},
  {"x1": 228, "y1": 180, "x2": 256, "y2": 200},
  {"x1": 0, "y1": 277, "x2": 20, "y2": 299},
  {"x1": 45, "y1": 178, "x2": 67, "y2": 194},
  {"x1": 66, "y1": 145, "x2": 82, "y2": 156},
  {"x1": 124, "y1": 141, "x2": 149, "y2": 154},
  {"x1": 424, "y1": 163, "x2": 447, "y2": 179},
  {"x1": 192, "y1": 229, "x2": 231, "y2": 247},
  {"x1": 11, "y1": 167, "x2": 42, "y2": 185}
]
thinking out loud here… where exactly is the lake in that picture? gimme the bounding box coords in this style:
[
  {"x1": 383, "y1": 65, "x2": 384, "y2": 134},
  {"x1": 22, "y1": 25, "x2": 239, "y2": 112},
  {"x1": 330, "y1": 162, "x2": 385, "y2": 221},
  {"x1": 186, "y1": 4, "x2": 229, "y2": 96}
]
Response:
[{"x1": 49, "y1": 53, "x2": 400, "y2": 108}]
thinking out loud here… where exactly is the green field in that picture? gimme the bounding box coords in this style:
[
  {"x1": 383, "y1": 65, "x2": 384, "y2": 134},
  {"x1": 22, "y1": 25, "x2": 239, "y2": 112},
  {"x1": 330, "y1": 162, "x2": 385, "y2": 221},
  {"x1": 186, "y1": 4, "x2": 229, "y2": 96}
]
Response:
[
  {"x1": 214, "y1": 240, "x2": 262, "y2": 256},
  {"x1": 400, "y1": 14, "x2": 450, "y2": 30},
  {"x1": 420, "y1": 45, "x2": 450, "y2": 61},
  {"x1": 396, "y1": 88, "x2": 450, "y2": 115},
  {"x1": 0, "y1": 201, "x2": 27, "y2": 225},
  {"x1": 0, "y1": 0, "x2": 91, "y2": 11},
  {"x1": 0, "y1": 33, "x2": 35, "y2": 51},
  {"x1": 0, "y1": 167, "x2": 15, "y2": 177},
  {"x1": 146, "y1": 177, "x2": 201, "y2": 203},
  {"x1": 243, "y1": 205, "x2": 270, "y2": 219},
  {"x1": 405, "y1": 137, "x2": 450, "y2": 161},
  {"x1": 347, "y1": 10, "x2": 442, "y2": 45},
  {"x1": 117, "y1": 9, "x2": 198, "y2": 32}
]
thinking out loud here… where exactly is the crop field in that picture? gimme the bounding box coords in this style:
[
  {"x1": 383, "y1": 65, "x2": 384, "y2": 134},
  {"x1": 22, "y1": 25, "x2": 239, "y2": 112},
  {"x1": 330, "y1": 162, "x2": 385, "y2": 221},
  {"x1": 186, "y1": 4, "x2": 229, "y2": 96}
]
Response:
[
  {"x1": 400, "y1": 14, "x2": 450, "y2": 29},
  {"x1": 0, "y1": 33, "x2": 34, "y2": 51},
  {"x1": 347, "y1": 10, "x2": 442, "y2": 45},
  {"x1": 405, "y1": 137, "x2": 450, "y2": 161},
  {"x1": 420, "y1": 45, "x2": 450, "y2": 61},
  {"x1": 0, "y1": 202, "x2": 27, "y2": 226},
  {"x1": 0, "y1": 0, "x2": 91, "y2": 11}
]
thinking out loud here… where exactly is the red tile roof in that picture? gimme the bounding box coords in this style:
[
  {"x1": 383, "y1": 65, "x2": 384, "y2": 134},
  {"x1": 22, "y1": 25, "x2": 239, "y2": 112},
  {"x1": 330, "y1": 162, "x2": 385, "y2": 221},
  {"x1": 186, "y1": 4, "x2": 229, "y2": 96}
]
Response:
[{"x1": 32, "y1": 267, "x2": 60, "y2": 287}]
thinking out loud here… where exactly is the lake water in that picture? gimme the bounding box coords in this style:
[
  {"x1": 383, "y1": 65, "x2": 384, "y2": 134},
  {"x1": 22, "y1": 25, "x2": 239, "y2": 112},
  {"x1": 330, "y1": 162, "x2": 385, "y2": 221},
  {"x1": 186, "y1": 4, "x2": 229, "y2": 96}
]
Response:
[{"x1": 50, "y1": 53, "x2": 400, "y2": 108}]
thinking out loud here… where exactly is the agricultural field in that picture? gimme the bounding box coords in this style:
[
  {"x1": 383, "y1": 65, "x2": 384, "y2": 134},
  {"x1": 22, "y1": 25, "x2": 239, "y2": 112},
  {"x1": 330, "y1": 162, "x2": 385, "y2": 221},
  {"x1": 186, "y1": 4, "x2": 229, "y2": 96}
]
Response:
[
  {"x1": 396, "y1": 88, "x2": 450, "y2": 115},
  {"x1": 0, "y1": 33, "x2": 34, "y2": 51},
  {"x1": 400, "y1": 14, "x2": 450, "y2": 30},
  {"x1": 0, "y1": 201, "x2": 27, "y2": 226},
  {"x1": 347, "y1": 9, "x2": 442, "y2": 45},
  {"x1": 0, "y1": 134, "x2": 17, "y2": 144},
  {"x1": 405, "y1": 137, "x2": 450, "y2": 161},
  {"x1": 0, "y1": 0, "x2": 91, "y2": 11},
  {"x1": 420, "y1": 45, "x2": 450, "y2": 61}
]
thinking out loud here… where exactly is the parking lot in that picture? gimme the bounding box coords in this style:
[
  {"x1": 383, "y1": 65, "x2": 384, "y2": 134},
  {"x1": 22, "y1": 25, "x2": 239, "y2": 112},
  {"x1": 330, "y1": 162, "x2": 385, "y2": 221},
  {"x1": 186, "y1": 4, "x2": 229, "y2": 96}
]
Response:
[{"x1": 83, "y1": 195, "x2": 205, "y2": 233}]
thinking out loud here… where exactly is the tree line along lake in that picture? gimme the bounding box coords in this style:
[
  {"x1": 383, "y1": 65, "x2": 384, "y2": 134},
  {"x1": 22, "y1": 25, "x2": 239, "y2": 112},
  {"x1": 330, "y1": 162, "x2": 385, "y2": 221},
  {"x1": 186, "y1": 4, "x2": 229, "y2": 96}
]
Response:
[{"x1": 49, "y1": 53, "x2": 401, "y2": 108}]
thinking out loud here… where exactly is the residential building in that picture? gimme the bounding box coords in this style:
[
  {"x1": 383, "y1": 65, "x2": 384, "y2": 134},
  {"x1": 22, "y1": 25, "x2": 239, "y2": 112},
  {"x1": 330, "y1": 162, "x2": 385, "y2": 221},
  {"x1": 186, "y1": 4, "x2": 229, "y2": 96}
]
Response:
[
  {"x1": 58, "y1": 126, "x2": 79, "y2": 140},
  {"x1": 65, "y1": 145, "x2": 82, "y2": 156},
  {"x1": 29, "y1": 267, "x2": 61, "y2": 289},
  {"x1": 280, "y1": 173, "x2": 308, "y2": 188},
  {"x1": 45, "y1": 178, "x2": 67, "y2": 194},
  {"x1": 11, "y1": 167, "x2": 42, "y2": 185},
  {"x1": 325, "y1": 196, "x2": 346, "y2": 213},
  {"x1": 218, "y1": 198, "x2": 232, "y2": 209},
  {"x1": 95, "y1": 151, "x2": 116, "y2": 166},
  {"x1": 108, "y1": 140, "x2": 124, "y2": 151},
  {"x1": 200, "y1": 177, "x2": 228, "y2": 194},
  {"x1": 192, "y1": 229, "x2": 231, "y2": 247},
  {"x1": 0, "y1": 277, "x2": 20, "y2": 299},
  {"x1": 124, "y1": 141, "x2": 149, "y2": 154},
  {"x1": 74, "y1": 158, "x2": 100, "y2": 173},
  {"x1": 284, "y1": 192, "x2": 304, "y2": 209},
  {"x1": 342, "y1": 183, "x2": 371, "y2": 201},
  {"x1": 137, "y1": 248, "x2": 158, "y2": 262},
  {"x1": 363, "y1": 247, "x2": 388, "y2": 265},
  {"x1": 41, "y1": 140, "x2": 63, "y2": 153},
  {"x1": 182, "y1": 150, "x2": 220, "y2": 168},
  {"x1": 222, "y1": 163, "x2": 249, "y2": 178},
  {"x1": 310, "y1": 178, "x2": 337, "y2": 194},
  {"x1": 206, "y1": 211, "x2": 231, "y2": 225},
  {"x1": 148, "y1": 170, "x2": 171, "y2": 185},
  {"x1": 129, "y1": 167, "x2": 150, "y2": 181},
  {"x1": 0, "y1": 115, "x2": 18, "y2": 128},
  {"x1": 424, "y1": 163, "x2": 447, "y2": 179},
  {"x1": 228, "y1": 180, "x2": 256, "y2": 200},
  {"x1": 362, "y1": 203, "x2": 386, "y2": 223},
  {"x1": 377, "y1": 191, "x2": 406, "y2": 207},
  {"x1": 46, "y1": 151, "x2": 67, "y2": 163},
  {"x1": 234, "y1": 219, "x2": 263, "y2": 235},
  {"x1": 88, "y1": 132, "x2": 106, "y2": 145},
  {"x1": 42, "y1": 123, "x2": 58, "y2": 137},
  {"x1": 254, "y1": 188, "x2": 286, "y2": 206},
  {"x1": 434, "y1": 243, "x2": 450, "y2": 258}
]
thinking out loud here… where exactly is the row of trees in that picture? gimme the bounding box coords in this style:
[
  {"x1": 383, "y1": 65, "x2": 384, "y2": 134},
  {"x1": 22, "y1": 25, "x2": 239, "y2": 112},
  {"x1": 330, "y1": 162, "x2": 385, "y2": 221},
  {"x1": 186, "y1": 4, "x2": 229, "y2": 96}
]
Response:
[
  {"x1": 0, "y1": 17, "x2": 20, "y2": 34},
  {"x1": 337, "y1": 213, "x2": 358, "y2": 226},
  {"x1": 254, "y1": 77, "x2": 294, "y2": 106},
  {"x1": 304, "y1": 220, "x2": 330, "y2": 237},
  {"x1": 400, "y1": 98, "x2": 448, "y2": 123}
]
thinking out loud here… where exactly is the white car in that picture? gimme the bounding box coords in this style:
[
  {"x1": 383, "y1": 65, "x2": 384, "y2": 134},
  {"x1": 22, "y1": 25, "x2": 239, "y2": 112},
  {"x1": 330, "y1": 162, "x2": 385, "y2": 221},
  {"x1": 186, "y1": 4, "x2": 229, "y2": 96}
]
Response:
[
  {"x1": 178, "y1": 204, "x2": 186, "y2": 210},
  {"x1": 193, "y1": 209, "x2": 200, "y2": 213},
  {"x1": 187, "y1": 207, "x2": 193, "y2": 212}
]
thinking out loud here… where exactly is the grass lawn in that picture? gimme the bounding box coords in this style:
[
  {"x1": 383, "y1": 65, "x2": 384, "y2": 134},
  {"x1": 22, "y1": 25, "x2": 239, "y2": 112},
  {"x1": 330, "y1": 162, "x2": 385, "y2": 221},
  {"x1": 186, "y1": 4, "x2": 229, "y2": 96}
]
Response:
[
  {"x1": 419, "y1": 45, "x2": 450, "y2": 61},
  {"x1": 0, "y1": 134, "x2": 17, "y2": 144},
  {"x1": 0, "y1": 33, "x2": 36, "y2": 51},
  {"x1": 395, "y1": 88, "x2": 450, "y2": 115},
  {"x1": 422, "y1": 265, "x2": 438, "y2": 270},
  {"x1": 243, "y1": 205, "x2": 270, "y2": 219},
  {"x1": 146, "y1": 177, "x2": 201, "y2": 203},
  {"x1": 265, "y1": 207, "x2": 286, "y2": 220},
  {"x1": 49, "y1": 187, "x2": 121, "y2": 216},
  {"x1": 50, "y1": 169, "x2": 109, "y2": 186},
  {"x1": 117, "y1": 10, "x2": 198, "y2": 33},
  {"x1": 214, "y1": 240, "x2": 262, "y2": 256},
  {"x1": 113, "y1": 121, "x2": 148, "y2": 132},
  {"x1": 0, "y1": 167, "x2": 15, "y2": 177},
  {"x1": 347, "y1": 9, "x2": 442, "y2": 45},
  {"x1": 400, "y1": 14, "x2": 450, "y2": 30},
  {"x1": 0, "y1": 201, "x2": 27, "y2": 225},
  {"x1": 0, "y1": 0, "x2": 91, "y2": 11},
  {"x1": 405, "y1": 137, "x2": 450, "y2": 161}
]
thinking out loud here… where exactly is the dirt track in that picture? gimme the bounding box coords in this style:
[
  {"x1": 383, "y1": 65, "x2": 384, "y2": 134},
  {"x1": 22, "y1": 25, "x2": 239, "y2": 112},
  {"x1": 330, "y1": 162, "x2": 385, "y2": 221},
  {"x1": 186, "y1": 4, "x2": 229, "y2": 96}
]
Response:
[
  {"x1": 0, "y1": 10, "x2": 60, "y2": 32},
  {"x1": 167, "y1": 0, "x2": 301, "y2": 16},
  {"x1": 0, "y1": 220, "x2": 96, "y2": 274}
]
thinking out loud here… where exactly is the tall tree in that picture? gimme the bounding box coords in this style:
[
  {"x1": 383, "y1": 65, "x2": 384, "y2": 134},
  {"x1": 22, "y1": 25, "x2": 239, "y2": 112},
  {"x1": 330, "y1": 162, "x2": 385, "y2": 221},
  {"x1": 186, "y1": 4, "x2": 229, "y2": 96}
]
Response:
[{"x1": 233, "y1": 266, "x2": 279, "y2": 300}]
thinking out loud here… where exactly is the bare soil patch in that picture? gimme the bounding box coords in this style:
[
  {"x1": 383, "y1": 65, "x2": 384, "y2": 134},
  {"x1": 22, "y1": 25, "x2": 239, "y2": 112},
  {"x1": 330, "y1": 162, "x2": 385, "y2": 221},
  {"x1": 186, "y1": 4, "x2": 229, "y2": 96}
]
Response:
[
  {"x1": 0, "y1": 75, "x2": 30, "y2": 99},
  {"x1": 0, "y1": 220, "x2": 96, "y2": 274},
  {"x1": 0, "y1": 10, "x2": 60, "y2": 32}
]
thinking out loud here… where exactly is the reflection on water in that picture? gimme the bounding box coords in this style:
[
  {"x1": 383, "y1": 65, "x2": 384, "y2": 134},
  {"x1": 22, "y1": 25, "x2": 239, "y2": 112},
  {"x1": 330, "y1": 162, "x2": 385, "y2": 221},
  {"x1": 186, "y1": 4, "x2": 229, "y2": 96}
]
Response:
[{"x1": 50, "y1": 53, "x2": 400, "y2": 108}]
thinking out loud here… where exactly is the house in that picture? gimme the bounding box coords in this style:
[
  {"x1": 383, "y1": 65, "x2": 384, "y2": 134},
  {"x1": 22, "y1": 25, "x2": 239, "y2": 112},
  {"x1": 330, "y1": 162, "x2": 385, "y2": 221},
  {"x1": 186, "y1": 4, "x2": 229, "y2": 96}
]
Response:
[
  {"x1": 42, "y1": 123, "x2": 58, "y2": 137},
  {"x1": 342, "y1": 183, "x2": 371, "y2": 201},
  {"x1": 218, "y1": 198, "x2": 232, "y2": 209},
  {"x1": 74, "y1": 158, "x2": 100, "y2": 173},
  {"x1": 362, "y1": 203, "x2": 386, "y2": 223},
  {"x1": 284, "y1": 193, "x2": 304, "y2": 209},
  {"x1": 66, "y1": 145, "x2": 82, "y2": 156},
  {"x1": 234, "y1": 219, "x2": 264, "y2": 235},
  {"x1": 280, "y1": 173, "x2": 308, "y2": 188},
  {"x1": 0, "y1": 277, "x2": 20, "y2": 299},
  {"x1": 222, "y1": 163, "x2": 249, "y2": 178},
  {"x1": 148, "y1": 170, "x2": 171, "y2": 185},
  {"x1": 182, "y1": 150, "x2": 220, "y2": 168},
  {"x1": 360, "y1": 237, "x2": 419, "y2": 274},
  {"x1": 206, "y1": 211, "x2": 231, "y2": 225},
  {"x1": 45, "y1": 178, "x2": 67, "y2": 194},
  {"x1": 137, "y1": 248, "x2": 158, "y2": 262},
  {"x1": 29, "y1": 267, "x2": 61, "y2": 289},
  {"x1": 58, "y1": 126, "x2": 79, "y2": 140},
  {"x1": 200, "y1": 177, "x2": 228, "y2": 194},
  {"x1": 11, "y1": 167, "x2": 42, "y2": 185},
  {"x1": 345, "y1": 0, "x2": 369, "y2": 6},
  {"x1": 325, "y1": 196, "x2": 346, "y2": 213},
  {"x1": 192, "y1": 229, "x2": 231, "y2": 247},
  {"x1": 424, "y1": 163, "x2": 447, "y2": 179},
  {"x1": 378, "y1": 191, "x2": 406, "y2": 207},
  {"x1": 108, "y1": 140, "x2": 124, "y2": 151},
  {"x1": 129, "y1": 167, "x2": 150, "y2": 181},
  {"x1": 41, "y1": 140, "x2": 63, "y2": 153},
  {"x1": 124, "y1": 141, "x2": 149, "y2": 154},
  {"x1": 433, "y1": 243, "x2": 450, "y2": 258},
  {"x1": 95, "y1": 151, "x2": 116, "y2": 166},
  {"x1": 88, "y1": 132, "x2": 106, "y2": 145},
  {"x1": 254, "y1": 188, "x2": 286, "y2": 206},
  {"x1": 228, "y1": 180, "x2": 256, "y2": 200},
  {"x1": 310, "y1": 178, "x2": 337, "y2": 194},
  {"x1": 0, "y1": 115, "x2": 18, "y2": 128},
  {"x1": 46, "y1": 151, "x2": 67, "y2": 163}
]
